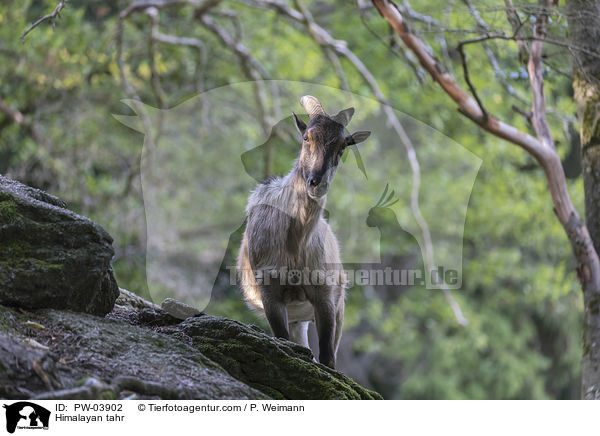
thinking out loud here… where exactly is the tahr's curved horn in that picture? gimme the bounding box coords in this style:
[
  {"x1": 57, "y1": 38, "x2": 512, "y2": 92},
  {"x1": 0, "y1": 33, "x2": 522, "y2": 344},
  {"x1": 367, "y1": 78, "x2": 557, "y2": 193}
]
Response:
[{"x1": 300, "y1": 95, "x2": 327, "y2": 119}]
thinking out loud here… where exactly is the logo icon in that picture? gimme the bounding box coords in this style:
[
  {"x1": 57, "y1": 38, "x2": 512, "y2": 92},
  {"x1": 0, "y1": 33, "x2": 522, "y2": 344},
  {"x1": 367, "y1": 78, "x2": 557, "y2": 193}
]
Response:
[{"x1": 2, "y1": 402, "x2": 50, "y2": 434}]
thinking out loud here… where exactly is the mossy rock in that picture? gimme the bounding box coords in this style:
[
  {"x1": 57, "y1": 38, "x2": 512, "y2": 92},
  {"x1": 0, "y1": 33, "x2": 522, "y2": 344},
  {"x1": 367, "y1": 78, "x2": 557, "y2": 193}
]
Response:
[
  {"x1": 0, "y1": 305, "x2": 267, "y2": 399},
  {"x1": 0, "y1": 175, "x2": 119, "y2": 316},
  {"x1": 168, "y1": 315, "x2": 382, "y2": 400},
  {"x1": 0, "y1": 293, "x2": 381, "y2": 400}
]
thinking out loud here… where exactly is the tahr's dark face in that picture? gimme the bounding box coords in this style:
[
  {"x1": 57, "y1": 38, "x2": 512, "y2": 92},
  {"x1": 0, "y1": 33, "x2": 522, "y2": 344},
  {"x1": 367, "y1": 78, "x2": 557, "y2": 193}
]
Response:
[{"x1": 294, "y1": 114, "x2": 347, "y2": 199}]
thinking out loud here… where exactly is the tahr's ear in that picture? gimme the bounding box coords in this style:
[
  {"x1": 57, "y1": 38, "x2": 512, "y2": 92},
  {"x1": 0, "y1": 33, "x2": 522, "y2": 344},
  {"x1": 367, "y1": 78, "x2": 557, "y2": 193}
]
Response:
[
  {"x1": 345, "y1": 130, "x2": 371, "y2": 146},
  {"x1": 331, "y1": 107, "x2": 354, "y2": 127},
  {"x1": 292, "y1": 112, "x2": 307, "y2": 136}
]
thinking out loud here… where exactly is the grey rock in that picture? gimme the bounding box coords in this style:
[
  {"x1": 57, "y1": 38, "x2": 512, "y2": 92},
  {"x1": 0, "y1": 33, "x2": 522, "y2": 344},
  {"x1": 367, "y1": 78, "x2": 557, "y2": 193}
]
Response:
[
  {"x1": 161, "y1": 297, "x2": 202, "y2": 319},
  {"x1": 0, "y1": 304, "x2": 267, "y2": 400},
  {"x1": 0, "y1": 175, "x2": 119, "y2": 316},
  {"x1": 0, "y1": 292, "x2": 381, "y2": 400},
  {"x1": 170, "y1": 315, "x2": 382, "y2": 399}
]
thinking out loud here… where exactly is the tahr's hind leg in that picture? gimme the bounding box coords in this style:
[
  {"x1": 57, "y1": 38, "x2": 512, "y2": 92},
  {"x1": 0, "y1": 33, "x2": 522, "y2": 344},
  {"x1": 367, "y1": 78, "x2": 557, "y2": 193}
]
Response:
[
  {"x1": 289, "y1": 321, "x2": 310, "y2": 348},
  {"x1": 334, "y1": 297, "x2": 344, "y2": 355},
  {"x1": 311, "y1": 287, "x2": 337, "y2": 368}
]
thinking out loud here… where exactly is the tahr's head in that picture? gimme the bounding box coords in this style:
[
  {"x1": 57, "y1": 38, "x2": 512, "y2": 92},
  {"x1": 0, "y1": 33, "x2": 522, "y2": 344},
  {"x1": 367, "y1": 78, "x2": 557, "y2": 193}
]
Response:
[{"x1": 293, "y1": 95, "x2": 370, "y2": 200}]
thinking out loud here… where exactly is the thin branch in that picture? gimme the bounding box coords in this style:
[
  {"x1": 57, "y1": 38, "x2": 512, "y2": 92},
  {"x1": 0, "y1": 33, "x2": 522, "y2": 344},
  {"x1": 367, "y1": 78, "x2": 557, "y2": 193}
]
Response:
[
  {"x1": 146, "y1": 7, "x2": 168, "y2": 110},
  {"x1": 396, "y1": 1, "x2": 442, "y2": 28},
  {"x1": 435, "y1": 0, "x2": 456, "y2": 78},
  {"x1": 423, "y1": 0, "x2": 571, "y2": 130},
  {"x1": 457, "y1": 42, "x2": 488, "y2": 123},
  {"x1": 237, "y1": 0, "x2": 304, "y2": 21},
  {"x1": 119, "y1": 0, "x2": 214, "y2": 19},
  {"x1": 511, "y1": 104, "x2": 533, "y2": 125},
  {"x1": 484, "y1": 44, "x2": 530, "y2": 104},
  {"x1": 458, "y1": 32, "x2": 600, "y2": 60},
  {"x1": 115, "y1": 1, "x2": 222, "y2": 121},
  {"x1": 542, "y1": 58, "x2": 573, "y2": 80},
  {"x1": 20, "y1": 0, "x2": 68, "y2": 43},
  {"x1": 213, "y1": 9, "x2": 244, "y2": 41},
  {"x1": 357, "y1": 1, "x2": 428, "y2": 83},
  {"x1": 396, "y1": 42, "x2": 427, "y2": 83},
  {"x1": 371, "y1": 1, "x2": 543, "y2": 174},
  {"x1": 153, "y1": 32, "x2": 207, "y2": 94},
  {"x1": 324, "y1": 47, "x2": 350, "y2": 91},
  {"x1": 463, "y1": 0, "x2": 529, "y2": 105},
  {"x1": 504, "y1": 0, "x2": 529, "y2": 62},
  {"x1": 199, "y1": 15, "x2": 269, "y2": 80},
  {"x1": 527, "y1": 0, "x2": 554, "y2": 150}
]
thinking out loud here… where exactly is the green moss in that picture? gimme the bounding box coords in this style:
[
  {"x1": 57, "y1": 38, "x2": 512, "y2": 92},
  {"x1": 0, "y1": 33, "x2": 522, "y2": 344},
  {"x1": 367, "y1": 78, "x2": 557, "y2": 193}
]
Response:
[
  {"x1": 0, "y1": 237, "x2": 64, "y2": 272},
  {"x1": 100, "y1": 390, "x2": 117, "y2": 400},
  {"x1": 183, "y1": 320, "x2": 382, "y2": 400},
  {"x1": 0, "y1": 258, "x2": 64, "y2": 273},
  {"x1": 0, "y1": 199, "x2": 18, "y2": 225},
  {"x1": 76, "y1": 376, "x2": 92, "y2": 387},
  {"x1": 30, "y1": 259, "x2": 64, "y2": 271},
  {"x1": 248, "y1": 383, "x2": 285, "y2": 399}
]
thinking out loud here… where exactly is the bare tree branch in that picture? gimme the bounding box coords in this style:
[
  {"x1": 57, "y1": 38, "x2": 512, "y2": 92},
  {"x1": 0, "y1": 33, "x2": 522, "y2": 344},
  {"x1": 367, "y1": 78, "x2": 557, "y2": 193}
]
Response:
[
  {"x1": 457, "y1": 42, "x2": 489, "y2": 122},
  {"x1": 324, "y1": 47, "x2": 350, "y2": 91},
  {"x1": 504, "y1": 0, "x2": 529, "y2": 62},
  {"x1": 527, "y1": 0, "x2": 554, "y2": 149},
  {"x1": 436, "y1": 0, "x2": 457, "y2": 78},
  {"x1": 457, "y1": 32, "x2": 600, "y2": 60},
  {"x1": 116, "y1": 0, "x2": 281, "y2": 178},
  {"x1": 153, "y1": 32, "x2": 207, "y2": 94},
  {"x1": 146, "y1": 7, "x2": 168, "y2": 110},
  {"x1": 462, "y1": 0, "x2": 529, "y2": 105},
  {"x1": 460, "y1": 0, "x2": 576, "y2": 133},
  {"x1": 357, "y1": 1, "x2": 428, "y2": 83},
  {"x1": 119, "y1": 0, "x2": 217, "y2": 19},
  {"x1": 20, "y1": 0, "x2": 68, "y2": 43},
  {"x1": 371, "y1": 0, "x2": 600, "y2": 325}
]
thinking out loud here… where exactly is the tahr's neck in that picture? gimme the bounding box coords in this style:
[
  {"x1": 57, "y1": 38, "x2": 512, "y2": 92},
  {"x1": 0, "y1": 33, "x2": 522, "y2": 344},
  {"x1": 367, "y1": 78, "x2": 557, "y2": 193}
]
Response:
[{"x1": 286, "y1": 160, "x2": 325, "y2": 230}]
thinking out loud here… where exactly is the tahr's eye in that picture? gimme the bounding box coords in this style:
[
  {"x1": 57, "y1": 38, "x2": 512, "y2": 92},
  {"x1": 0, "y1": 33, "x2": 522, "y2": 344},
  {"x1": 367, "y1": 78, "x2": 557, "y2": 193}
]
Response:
[{"x1": 303, "y1": 134, "x2": 308, "y2": 142}]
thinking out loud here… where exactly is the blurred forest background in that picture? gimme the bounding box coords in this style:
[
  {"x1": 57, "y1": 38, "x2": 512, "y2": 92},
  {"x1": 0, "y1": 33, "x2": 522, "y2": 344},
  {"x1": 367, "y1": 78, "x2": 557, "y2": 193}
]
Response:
[{"x1": 0, "y1": 0, "x2": 589, "y2": 398}]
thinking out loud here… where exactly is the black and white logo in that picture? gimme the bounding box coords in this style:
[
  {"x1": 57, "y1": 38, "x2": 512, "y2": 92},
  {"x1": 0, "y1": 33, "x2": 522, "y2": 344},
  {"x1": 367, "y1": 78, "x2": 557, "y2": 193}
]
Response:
[{"x1": 2, "y1": 402, "x2": 50, "y2": 434}]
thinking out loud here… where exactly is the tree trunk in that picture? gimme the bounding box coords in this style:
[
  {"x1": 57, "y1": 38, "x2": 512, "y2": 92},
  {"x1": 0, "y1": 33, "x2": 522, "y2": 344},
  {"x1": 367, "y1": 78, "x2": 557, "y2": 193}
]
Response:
[{"x1": 567, "y1": 0, "x2": 600, "y2": 399}]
